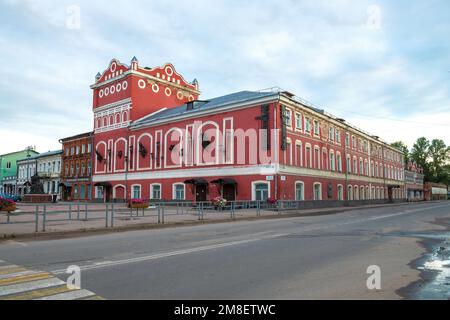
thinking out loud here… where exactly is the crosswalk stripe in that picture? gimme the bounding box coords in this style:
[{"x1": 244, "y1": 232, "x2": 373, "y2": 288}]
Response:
[
  {"x1": 0, "y1": 270, "x2": 42, "y2": 280},
  {"x1": 1, "y1": 285, "x2": 73, "y2": 300},
  {"x1": 0, "y1": 278, "x2": 65, "y2": 297},
  {"x1": 0, "y1": 267, "x2": 27, "y2": 275},
  {"x1": 81, "y1": 296, "x2": 104, "y2": 300},
  {"x1": 0, "y1": 272, "x2": 52, "y2": 286},
  {"x1": 35, "y1": 289, "x2": 96, "y2": 300}
]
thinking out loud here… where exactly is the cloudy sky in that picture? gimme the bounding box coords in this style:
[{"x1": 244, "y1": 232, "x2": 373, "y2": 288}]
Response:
[{"x1": 0, "y1": 0, "x2": 449, "y2": 155}]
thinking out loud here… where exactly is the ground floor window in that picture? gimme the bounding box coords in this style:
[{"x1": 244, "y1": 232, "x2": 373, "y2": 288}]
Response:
[
  {"x1": 151, "y1": 184, "x2": 161, "y2": 200},
  {"x1": 313, "y1": 183, "x2": 322, "y2": 200},
  {"x1": 173, "y1": 184, "x2": 185, "y2": 200},
  {"x1": 96, "y1": 186, "x2": 104, "y2": 199},
  {"x1": 73, "y1": 185, "x2": 79, "y2": 199},
  {"x1": 80, "y1": 185, "x2": 85, "y2": 199},
  {"x1": 348, "y1": 185, "x2": 353, "y2": 200},
  {"x1": 337, "y1": 185, "x2": 343, "y2": 201},
  {"x1": 295, "y1": 182, "x2": 304, "y2": 201},
  {"x1": 132, "y1": 185, "x2": 141, "y2": 199},
  {"x1": 254, "y1": 182, "x2": 269, "y2": 201}
]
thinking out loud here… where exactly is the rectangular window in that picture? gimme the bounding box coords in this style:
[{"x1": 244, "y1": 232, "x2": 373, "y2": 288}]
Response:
[
  {"x1": 88, "y1": 144, "x2": 92, "y2": 153},
  {"x1": 345, "y1": 133, "x2": 350, "y2": 147},
  {"x1": 174, "y1": 184, "x2": 185, "y2": 200},
  {"x1": 151, "y1": 185, "x2": 161, "y2": 200},
  {"x1": 82, "y1": 144, "x2": 86, "y2": 154},
  {"x1": 80, "y1": 185, "x2": 85, "y2": 199},
  {"x1": 255, "y1": 183, "x2": 269, "y2": 201},
  {"x1": 336, "y1": 129, "x2": 341, "y2": 143},
  {"x1": 76, "y1": 146, "x2": 80, "y2": 155},
  {"x1": 313, "y1": 120, "x2": 319, "y2": 136},
  {"x1": 295, "y1": 113, "x2": 302, "y2": 130},
  {"x1": 285, "y1": 109, "x2": 292, "y2": 127},
  {"x1": 133, "y1": 185, "x2": 141, "y2": 199},
  {"x1": 305, "y1": 118, "x2": 311, "y2": 132},
  {"x1": 329, "y1": 127, "x2": 334, "y2": 141}
]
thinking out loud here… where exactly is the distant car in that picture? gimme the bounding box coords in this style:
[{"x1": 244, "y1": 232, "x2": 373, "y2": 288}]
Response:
[{"x1": 0, "y1": 193, "x2": 21, "y2": 202}]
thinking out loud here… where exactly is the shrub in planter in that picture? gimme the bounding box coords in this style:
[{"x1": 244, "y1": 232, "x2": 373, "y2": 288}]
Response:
[
  {"x1": 0, "y1": 197, "x2": 16, "y2": 213},
  {"x1": 128, "y1": 198, "x2": 150, "y2": 209},
  {"x1": 212, "y1": 196, "x2": 227, "y2": 208}
]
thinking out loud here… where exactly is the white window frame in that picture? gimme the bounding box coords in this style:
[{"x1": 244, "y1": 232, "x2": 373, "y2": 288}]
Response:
[
  {"x1": 252, "y1": 181, "x2": 271, "y2": 201},
  {"x1": 313, "y1": 182, "x2": 322, "y2": 201},
  {"x1": 131, "y1": 184, "x2": 142, "y2": 199},
  {"x1": 295, "y1": 181, "x2": 305, "y2": 201},
  {"x1": 150, "y1": 183, "x2": 162, "y2": 200},
  {"x1": 173, "y1": 183, "x2": 185, "y2": 200}
]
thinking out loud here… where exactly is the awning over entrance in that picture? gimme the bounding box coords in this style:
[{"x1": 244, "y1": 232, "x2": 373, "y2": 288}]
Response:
[
  {"x1": 184, "y1": 178, "x2": 208, "y2": 186},
  {"x1": 94, "y1": 182, "x2": 112, "y2": 188},
  {"x1": 211, "y1": 178, "x2": 237, "y2": 185}
]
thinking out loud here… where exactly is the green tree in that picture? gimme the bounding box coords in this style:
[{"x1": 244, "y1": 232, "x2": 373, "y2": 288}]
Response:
[
  {"x1": 428, "y1": 139, "x2": 450, "y2": 183},
  {"x1": 410, "y1": 137, "x2": 431, "y2": 180},
  {"x1": 391, "y1": 141, "x2": 409, "y2": 166}
]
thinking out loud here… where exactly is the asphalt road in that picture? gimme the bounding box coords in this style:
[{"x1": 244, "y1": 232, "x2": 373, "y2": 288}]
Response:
[{"x1": 0, "y1": 201, "x2": 449, "y2": 299}]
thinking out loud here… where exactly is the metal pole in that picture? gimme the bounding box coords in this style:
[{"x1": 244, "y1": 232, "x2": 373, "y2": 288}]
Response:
[
  {"x1": 105, "y1": 204, "x2": 109, "y2": 228},
  {"x1": 85, "y1": 204, "x2": 88, "y2": 221},
  {"x1": 42, "y1": 205, "x2": 46, "y2": 232},
  {"x1": 35, "y1": 205, "x2": 39, "y2": 232},
  {"x1": 111, "y1": 202, "x2": 114, "y2": 228},
  {"x1": 162, "y1": 203, "x2": 165, "y2": 224},
  {"x1": 7, "y1": 213, "x2": 10, "y2": 224},
  {"x1": 157, "y1": 204, "x2": 161, "y2": 224},
  {"x1": 77, "y1": 204, "x2": 80, "y2": 220},
  {"x1": 68, "y1": 204, "x2": 72, "y2": 220}
]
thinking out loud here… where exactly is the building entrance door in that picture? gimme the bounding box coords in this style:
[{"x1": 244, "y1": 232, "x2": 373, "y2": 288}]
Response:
[
  {"x1": 196, "y1": 184, "x2": 207, "y2": 202},
  {"x1": 222, "y1": 184, "x2": 236, "y2": 201}
]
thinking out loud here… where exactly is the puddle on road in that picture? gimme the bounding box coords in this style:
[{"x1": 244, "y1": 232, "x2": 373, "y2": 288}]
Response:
[{"x1": 412, "y1": 236, "x2": 450, "y2": 300}]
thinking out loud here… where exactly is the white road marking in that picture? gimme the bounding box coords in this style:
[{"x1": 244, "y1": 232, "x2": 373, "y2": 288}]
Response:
[
  {"x1": 51, "y1": 233, "x2": 289, "y2": 274},
  {"x1": 0, "y1": 278, "x2": 65, "y2": 297},
  {"x1": 35, "y1": 289, "x2": 96, "y2": 300}
]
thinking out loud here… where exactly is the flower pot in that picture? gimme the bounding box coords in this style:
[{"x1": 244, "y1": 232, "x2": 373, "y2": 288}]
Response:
[
  {"x1": 129, "y1": 203, "x2": 150, "y2": 209},
  {"x1": 0, "y1": 204, "x2": 16, "y2": 213}
]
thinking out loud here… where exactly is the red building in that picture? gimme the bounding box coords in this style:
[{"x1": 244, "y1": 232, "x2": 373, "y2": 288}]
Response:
[
  {"x1": 59, "y1": 132, "x2": 93, "y2": 201},
  {"x1": 91, "y1": 58, "x2": 405, "y2": 203}
]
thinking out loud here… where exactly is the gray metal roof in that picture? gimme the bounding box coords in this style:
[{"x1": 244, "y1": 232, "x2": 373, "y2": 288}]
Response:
[
  {"x1": 18, "y1": 150, "x2": 63, "y2": 162},
  {"x1": 132, "y1": 90, "x2": 278, "y2": 127}
]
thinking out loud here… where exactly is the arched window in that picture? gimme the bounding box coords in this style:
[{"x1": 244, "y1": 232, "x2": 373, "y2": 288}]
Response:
[
  {"x1": 337, "y1": 185, "x2": 344, "y2": 201},
  {"x1": 348, "y1": 185, "x2": 353, "y2": 200}
]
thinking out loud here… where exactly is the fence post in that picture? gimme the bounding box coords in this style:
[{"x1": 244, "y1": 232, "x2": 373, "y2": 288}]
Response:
[
  {"x1": 35, "y1": 205, "x2": 39, "y2": 233},
  {"x1": 257, "y1": 201, "x2": 261, "y2": 217},
  {"x1": 162, "y1": 203, "x2": 165, "y2": 224},
  {"x1": 7, "y1": 213, "x2": 10, "y2": 224},
  {"x1": 111, "y1": 202, "x2": 115, "y2": 228},
  {"x1": 77, "y1": 204, "x2": 80, "y2": 220},
  {"x1": 157, "y1": 204, "x2": 161, "y2": 224},
  {"x1": 68, "y1": 204, "x2": 72, "y2": 220},
  {"x1": 85, "y1": 204, "x2": 88, "y2": 221},
  {"x1": 42, "y1": 205, "x2": 47, "y2": 232},
  {"x1": 105, "y1": 204, "x2": 109, "y2": 228}
]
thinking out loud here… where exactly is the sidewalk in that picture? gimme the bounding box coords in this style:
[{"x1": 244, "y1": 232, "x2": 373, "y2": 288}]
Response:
[{"x1": 0, "y1": 201, "x2": 431, "y2": 241}]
